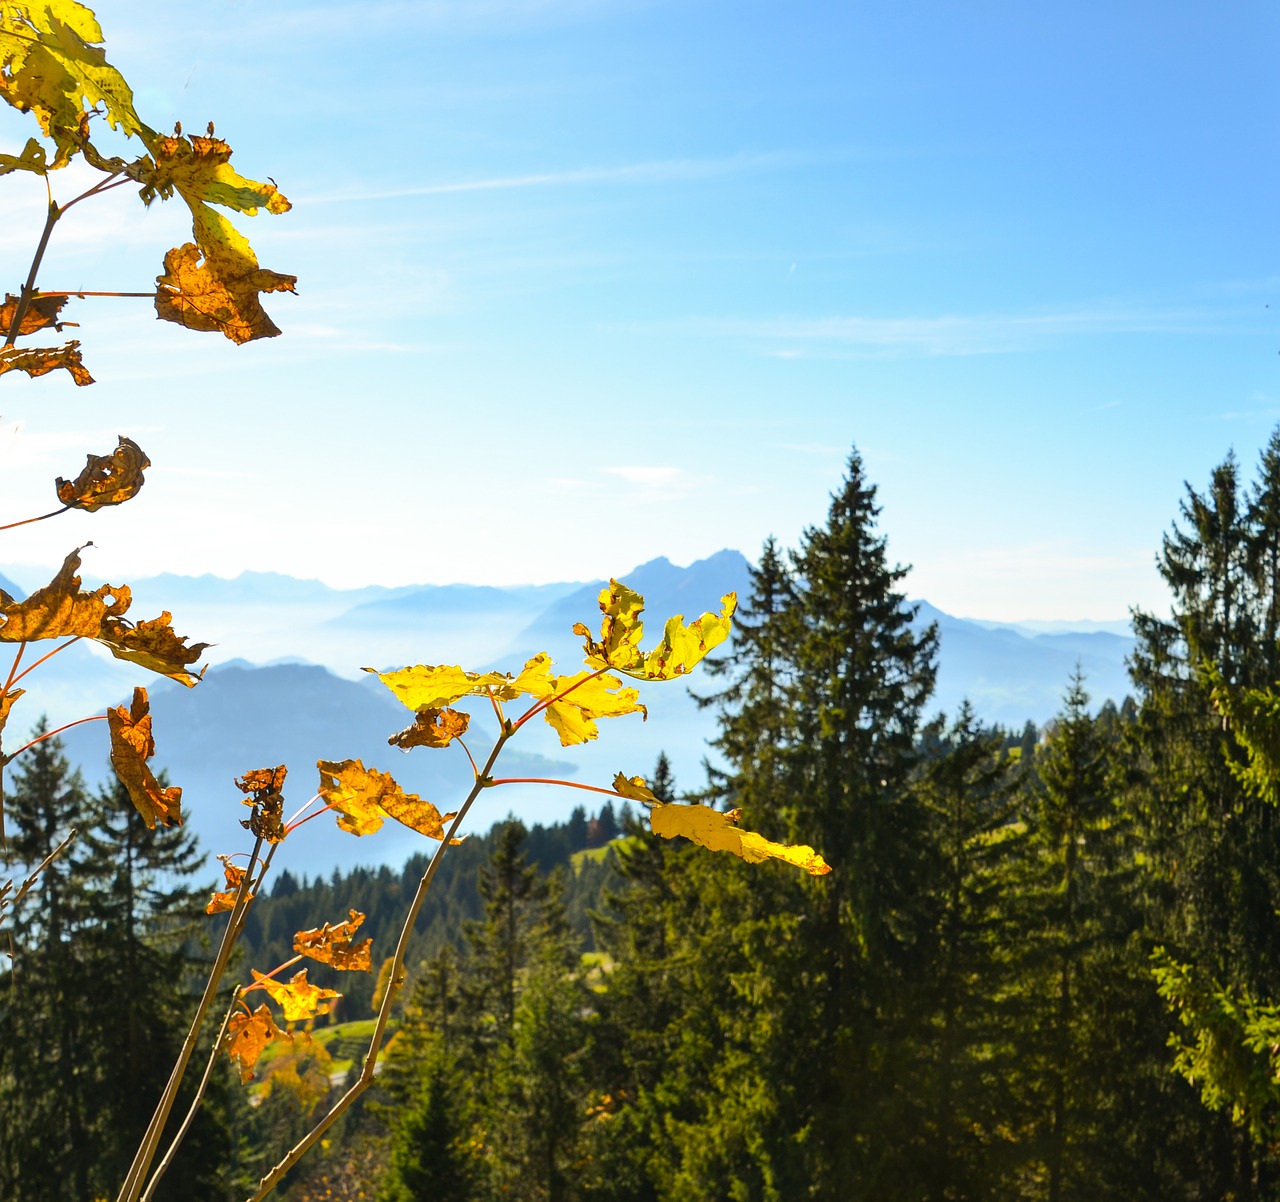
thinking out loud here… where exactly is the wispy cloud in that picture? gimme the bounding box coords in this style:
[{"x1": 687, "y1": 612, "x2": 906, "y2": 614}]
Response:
[
  {"x1": 629, "y1": 304, "x2": 1256, "y2": 358},
  {"x1": 304, "y1": 151, "x2": 817, "y2": 206}
]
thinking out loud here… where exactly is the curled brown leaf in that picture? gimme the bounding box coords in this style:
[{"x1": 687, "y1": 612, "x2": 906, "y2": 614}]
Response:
[
  {"x1": 56, "y1": 436, "x2": 150, "y2": 511},
  {"x1": 108, "y1": 686, "x2": 181, "y2": 828}
]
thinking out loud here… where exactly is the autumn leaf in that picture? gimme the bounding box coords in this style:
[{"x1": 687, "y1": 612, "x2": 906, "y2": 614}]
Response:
[
  {"x1": 648, "y1": 802, "x2": 831, "y2": 876},
  {"x1": 0, "y1": 341, "x2": 93, "y2": 385},
  {"x1": 0, "y1": 0, "x2": 149, "y2": 169},
  {"x1": 155, "y1": 239, "x2": 295, "y2": 344},
  {"x1": 574, "y1": 580, "x2": 737, "y2": 680},
  {"x1": 317, "y1": 758, "x2": 459, "y2": 841},
  {"x1": 0, "y1": 688, "x2": 25, "y2": 754},
  {"x1": 206, "y1": 854, "x2": 253, "y2": 914},
  {"x1": 55, "y1": 435, "x2": 149, "y2": 511},
  {"x1": 0, "y1": 546, "x2": 127, "y2": 642},
  {"x1": 98, "y1": 610, "x2": 209, "y2": 686},
  {"x1": 251, "y1": 968, "x2": 340, "y2": 1022},
  {"x1": 108, "y1": 686, "x2": 181, "y2": 828},
  {"x1": 236, "y1": 764, "x2": 287, "y2": 843},
  {"x1": 0, "y1": 292, "x2": 68, "y2": 337},
  {"x1": 0, "y1": 137, "x2": 49, "y2": 178},
  {"x1": 388, "y1": 706, "x2": 469, "y2": 751},
  {"x1": 294, "y1": 910, "x2": 373, "y2": 972},
  {"x1": 225, "y1": 1003, "x2": 285, "y2": 1082},
  {"x1": 369, "y1": 664, "x2": 513, "y2": 713},
  {"x1": 611, "y1": 772, "x2": 659, "y2": 804}
]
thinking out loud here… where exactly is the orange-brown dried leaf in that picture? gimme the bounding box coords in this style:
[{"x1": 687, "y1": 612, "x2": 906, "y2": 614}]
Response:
[
  {"x1": 294, "y1": 910, "x2": 372, "y2": 972},
  {"x1": 56, "y1": 435, "x2": 150, "y2": 511},
  {"x1": 388, "y1": 706, "x2": 470, "y2": 751},
  {"x1": 206, "y1": 854, "x2": 253, "y2": 915},
  {"x1": 648, "y1": 802, "x2": 831, "y2": 876},
  {"x1": 235, "y1": 765, "x2": 287, "y2": 843},
  {"x1": 317, "y1": 758, "x2": 461, "y2": 842},
  {"x1": 225, "y1": 1003, "x2": 285, "y2": 1083},
  {"x1": 0, "y1": 292, "x2": 68, "y2": 337},
  {"x1": 155, "y1": 240, "x2": 295, "y2": 345},
  {"x1": 251, "y1": 968, "x2": 340, "y2": 1022},
  {"x1": 108, "y1": 686, "x2": 181, "y2": 828},
  {"x1": 98, "y1": 610, "x2": 209, "y2": 687},
  {"x1": 0, "y1": 547, "x2": 128, "y2": 643},
  {"x1": 236, "y1": 765, "x2": 287, "y2": 797},
  {"x1": 0, "y1": 341, "x2": 93, "y2": 385}
]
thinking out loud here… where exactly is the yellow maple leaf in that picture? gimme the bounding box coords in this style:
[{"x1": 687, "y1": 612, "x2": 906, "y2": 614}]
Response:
[
  {"x1": 648, "y1": 803, "x2": 831, "y2": 876},
  {"x1": 369, "y1": 664, "x2": 513, "y2": 713},
  {"x1": 317, "y1": 758, "x2": 460, "y2": 841},
  {"x1": 251, "y1": 968, "x2": 340, "y2": 1022},
  {"x1": 388, "y1": 706, "x2": 470, "y2": 751},
  {"x1": 224, "y1": 1003, "x2": 285, "y2": 1082},
  {"x1": 0, "y1": 341, "x2": 93, "y2": 385},
  {"x1": 0, "y1": 0, "x2": 149, "y2": 168},
  {"x1": 206, "y1": 854, "x2": 253, "y2": 915},
  {"x1": 294, "y1": 910, "x2": 373, "y2": 973},
  {"x1": 574, "y1": 580, "x2": 737, "y2": 680},
  {"x1": 108, "y1": 686, "x2": 181, "y2": 829},
  {"x1": 55, "y1": 436, "x2": 150, "y2": 511}
]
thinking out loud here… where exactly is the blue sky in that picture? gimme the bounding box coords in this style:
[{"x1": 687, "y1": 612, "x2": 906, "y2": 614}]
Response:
[{"x1": 0, "y1": 0, "x2": 1276, "y2": 620}]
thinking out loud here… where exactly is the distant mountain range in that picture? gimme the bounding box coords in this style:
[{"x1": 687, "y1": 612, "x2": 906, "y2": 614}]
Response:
[{"x1": 2, "y1": 551, "x2": 1138, "y2": 873}]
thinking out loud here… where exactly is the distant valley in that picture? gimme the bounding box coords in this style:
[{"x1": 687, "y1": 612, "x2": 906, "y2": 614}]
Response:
[{"x1": 2, "y1": 552, "x2": 1138, "y2": 873}]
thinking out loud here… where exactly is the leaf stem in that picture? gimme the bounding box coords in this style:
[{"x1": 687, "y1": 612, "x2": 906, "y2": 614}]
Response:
[
  {"x1": 245, "y1": 732, "x2": 511, "y2": 1201},
  {"x1": 3, "y1": 642, "x2": 25, "y2": 696},
  {"x1": 4, "y1": 712, "x2": 105, "y2": 762},
  {"x1": 0, "y1": 505, "x2": 71, "y2": 532},
  {"x1": 9, "y1": 635, "x2": 83, "y2": 687},
  {"x1": 456, "y1": 735, "x2": 480, "y2": 778},
  {"x1": 488, "y1": 776, "x2": 623, "y2": 800},
  {"x1": 35, "y1": 290, "x2": 159, "y2": 299}
]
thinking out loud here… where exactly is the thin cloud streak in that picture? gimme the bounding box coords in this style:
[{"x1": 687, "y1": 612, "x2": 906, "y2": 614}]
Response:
[{"x1": 304, "y1": 151, "x2": 824, "y2": 205}]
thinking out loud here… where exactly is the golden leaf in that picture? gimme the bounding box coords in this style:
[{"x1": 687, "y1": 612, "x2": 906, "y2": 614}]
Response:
[
  {"x1": 206, "y1": 854, "x2": 253, "y2": 915},
  {"x1": 575, "y1": 581, "x2": 737, "y2": 681},
  {"x1": 294, "y1": 910, "x2": 373, "y2": 973},
  {"x1": 225, "y1": 1003, "x2": 285, "y2": 1083},
  {"x1": 0, "y1": 137, "x2": 49, "y2": 178},
  {"x1": 108, "y1": 686, "x2": 181, "y2": 828},
  {"x1": 0, "y1": 292, "x2": 68, "y2": 337},
  {"x1": 98, "y1": 610, "x2": 209, "y2": 686},
  {"x1": 611, "y1": 772, "x2": 659, "y2": 804},
  {"x1": 154, "y1": 239, "x2": 295, "y2": 345},
  {"x1": 388, "y1": 706, "x2": 470, "y2": 751},
  {"x1": 0, "y1": 546, "x2": 127, "y2": 643},
  {"x1": 369, "y1": 664, "x2": 513, "y2": 713},
  {"x1": 0, "y1": 341, "x2": 93, "y2": 385},
  {"x1": 648, "y1": 803, "x2": 831, "y2": 876},
  {"x1": 508, "y1": 656, "x2": 647, "y2": 747},
  {"x1": 317, "y1": 758, "x2": 460, "y2": 841},
  {"x1": 235, "y1": 764, "x2": 287, "y2": 843},
  {"x1": 251, "y1": 968, "x2": 340, "y2": 1022},
  {"x1": 56, "y1": 435, "x2": 150, "y2": 511}
]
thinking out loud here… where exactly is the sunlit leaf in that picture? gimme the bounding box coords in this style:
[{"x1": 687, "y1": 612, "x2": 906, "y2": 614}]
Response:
[
  {"x1": 224, "y1": 1002, "x2": 285, "y2": 1083},
  {"x1": 317, "y1": 758, "x2": 460, "y2": 842},
  {"x1": 0, "y1": 291, "x2": 67, "y2": 337},
  {"x1": 0, "y1": 546, "x2": 126, "y2": 642},
  {"x1": 99, "y1": 610, "x2": 209, "y2": 686},
  {"x1": 251, "y1": 968, "x2": 340, "y2": 1022},
  {"x1": 369, "y1": 664, "x2": 512, "y2": 713},
  {"x1": 294, "y1": 910, "x2": 373, "y2": 972},
  {"x1": 611, "y1": 771, "x2": 659, "y2": 804},
  {"x1": 648, "y1": 802, "x2": 831, "y2": 876},
  {"x1": 0, "y1": 0, "x2": 149, "y2": 168},
  {"x1": 0, "y1": 341, "x2": 93, "y2": 385},
  {"x1": 388, "y1": 706, "x2": 469, "y2": 751},
  {"x1": 206, "y1": 854, "x2": 253, "y2": 915},
  {"x1": 108, "y1": 686, "x2": 181, "y2": 828},
  {"x1": 154, "y1": 238, "x2": 295, "y2": 345},
  {"x1": 574, "y1": 580, "x2": 737, "y2": 680},
  {"x1": 0, "y1": 137, "x2": 48, "y2": 177},
  {"x1": 56, "y1": 435, "x2": 149, "y2": 511},
  {"x1": 236, "y1": 764, "x2": 287, "y2": 843}
]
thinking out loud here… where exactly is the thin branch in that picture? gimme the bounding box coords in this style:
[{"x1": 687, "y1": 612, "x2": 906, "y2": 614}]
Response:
[
  {"x1": 116, "y1": 835, "x2": 266, "y2": 1202},
  {"x1": 137, "y1": 987, "x2": 242, "y2": 1202},
  {"x1": 489, "y1": 776, "x2": 622, "y2": 800},
  {"x1": 35, "y1": 290, "x2": 159, "y2": 299},
  {"x1": 456, "y1": 735, "x2": 480, "y2": 778},
  {"x1": 2, "y1": 827, "x2": 77, "y2": 916},
  {"x1": 0, "y1": 505, "x2": 71, "y2": 532},
  {"x1": 246, "y1": 731, "x2": 511, "y2": 1202},
  {"x1": 4, "y1": 199, "x2": 62, "y2": 348}
]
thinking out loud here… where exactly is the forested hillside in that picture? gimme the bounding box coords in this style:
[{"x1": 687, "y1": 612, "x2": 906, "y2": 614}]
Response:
[{"x1": 9, "y1": 438, "x2": 1280, "y2": 1201}]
